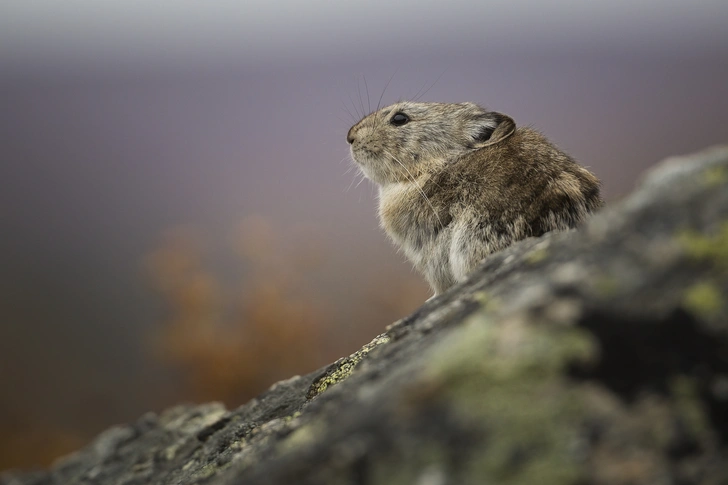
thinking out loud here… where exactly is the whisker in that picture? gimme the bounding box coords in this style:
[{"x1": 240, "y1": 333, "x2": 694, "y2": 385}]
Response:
[
  {"x1": 337, "y1": 114, "x2": 353, "y2": 126},
  {"x1": 413, "y1": 68, "x2": 447, "y2": 102},
  {"x1": 345, "y1": 172, "x2": 361, "y2": 192},
  {"x1": 347, "y1": 92, "x2": 361, "y2": 119},
  {"x1": 357, "y1": 77, "x2": 366, "y2": 120},
  {"x1": 363, "y1": 76, "x2": 371, "y2": 115},
  {"x1": 344, "y1": 163, "x2": 360, "y2": 176},
  {"x1": 411, "y1": 79, "x2": 429, "y2": 102},
  {"x1": 340, "y1": 104, "x2": 357, "y2": 123},
  {"x1": 384, "y1": 150, "x2": 444, "y2": 230},
  {"x1": 377, "y1": 70, "x2": 397, "y2": 112}
]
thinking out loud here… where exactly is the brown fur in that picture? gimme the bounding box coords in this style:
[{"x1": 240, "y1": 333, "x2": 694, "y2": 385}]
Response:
[{"x1": 347, "y1": 101, "x2": 603, "y2": 295}]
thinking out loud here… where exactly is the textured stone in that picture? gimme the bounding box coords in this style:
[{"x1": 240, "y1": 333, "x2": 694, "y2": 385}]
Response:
[{"x1": 3, "y1": 145, "x2": 728, "y2": 485}]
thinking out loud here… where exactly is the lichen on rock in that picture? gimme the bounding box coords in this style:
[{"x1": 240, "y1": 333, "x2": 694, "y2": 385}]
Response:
[
  {"x1": 306, "y1": 333, "x2": 391, "y2": 400},
  {"x1": 3, "y1": 145, "x2": 728, "y2": 485}
]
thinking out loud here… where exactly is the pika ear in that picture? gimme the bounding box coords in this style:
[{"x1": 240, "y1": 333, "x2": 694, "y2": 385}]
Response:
[{"x1": 470, "y1": 112, "x2": 516, "y2": 148}]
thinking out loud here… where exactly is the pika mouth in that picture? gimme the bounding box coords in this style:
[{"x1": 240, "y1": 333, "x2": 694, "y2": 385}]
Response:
[
  {"x1": 350, "y1": 146, "x2": 377, "y2": 166},
  {"x1": 350, "y1": 149, "x2": 388, "y2": 183}
]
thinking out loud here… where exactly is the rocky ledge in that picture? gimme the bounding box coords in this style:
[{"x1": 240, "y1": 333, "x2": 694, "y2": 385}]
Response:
[{"x1": 3, "y1": 146, "x2": 728, "y2": 485}]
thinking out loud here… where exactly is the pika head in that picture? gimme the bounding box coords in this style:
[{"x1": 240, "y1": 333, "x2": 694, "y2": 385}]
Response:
[{"x1": 346, "y1": 101, "x2": 515, "y2": 185}]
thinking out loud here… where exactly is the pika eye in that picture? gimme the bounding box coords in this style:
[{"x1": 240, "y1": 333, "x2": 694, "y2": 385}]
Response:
[{"x1": 390, "y1": 112, "x2": 409, "y2": 126}]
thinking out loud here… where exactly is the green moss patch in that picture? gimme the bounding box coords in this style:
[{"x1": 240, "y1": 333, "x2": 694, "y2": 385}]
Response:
[
  {"x1": 678, "y1": 222, "x2": 728, "y2": 269},
  {"x1": 417, "y1": 312, "x2": 599, "y2": 484},
  {"x1": 683, "y1": 281, "x2": 723, "y2": 319},
  {"x1": 703, "y1": 165, "x2": 728, "y2": 187}
]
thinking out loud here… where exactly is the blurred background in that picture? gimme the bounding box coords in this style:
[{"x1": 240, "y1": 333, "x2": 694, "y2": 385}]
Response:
[{"x1": 2, "y1": 0, "x2": 727, "y2": 471}]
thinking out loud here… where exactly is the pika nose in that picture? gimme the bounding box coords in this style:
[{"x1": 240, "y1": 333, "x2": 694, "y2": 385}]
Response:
[{"x1": 346, "y1": 126, "x2": 356, "y2": 144}]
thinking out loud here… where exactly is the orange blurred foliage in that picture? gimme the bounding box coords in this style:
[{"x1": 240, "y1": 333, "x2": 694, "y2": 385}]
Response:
[
  {"x1": 146, "y1": 216, "x2": 347, "y2": 406},
  {"x1": 0, "y1": 216, "x2": 427, "y2": 472},
  {"x1": 0, "y1": 410, "x2": 86, "y2": 471}
]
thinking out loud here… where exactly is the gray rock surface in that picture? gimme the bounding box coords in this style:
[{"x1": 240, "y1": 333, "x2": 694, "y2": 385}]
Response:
[{"x1": 3, "y1": 145, "x2": 728, "y2": 485}]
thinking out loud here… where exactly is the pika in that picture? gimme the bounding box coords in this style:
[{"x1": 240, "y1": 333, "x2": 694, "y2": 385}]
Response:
[{"x1": 347, "y1": 101, "x2": 603, "y2": 295}]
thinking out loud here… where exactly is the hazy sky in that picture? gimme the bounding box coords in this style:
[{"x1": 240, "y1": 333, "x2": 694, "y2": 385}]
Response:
[
  {"x1": 4, "y1": 0, "x2": 728, "y2": 68},
  {"x1": 2, "y1": 1, "x2": 728, "y2": 469}
]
